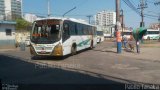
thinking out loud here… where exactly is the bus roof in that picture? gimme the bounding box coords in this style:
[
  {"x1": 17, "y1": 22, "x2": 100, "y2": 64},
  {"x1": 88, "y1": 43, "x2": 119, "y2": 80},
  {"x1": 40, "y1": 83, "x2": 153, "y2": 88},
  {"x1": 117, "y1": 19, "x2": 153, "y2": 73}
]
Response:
[
  {"x1": 36, "y1": 17, "x2": 94, "y2": 26},
  {"x1": 122, "y1": 30, "x2": 132, "y2": 32},
  {"x1": 147, "y1": 29, "x2": 159, "y2": 31}
]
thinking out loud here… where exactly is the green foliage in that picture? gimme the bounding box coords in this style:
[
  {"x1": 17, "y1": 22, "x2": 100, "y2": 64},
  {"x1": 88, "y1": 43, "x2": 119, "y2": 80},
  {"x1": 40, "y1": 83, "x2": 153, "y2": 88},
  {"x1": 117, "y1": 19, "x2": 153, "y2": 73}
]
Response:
[{"x1": 16, "y1": 18, "x2": 31, "y2": 30}]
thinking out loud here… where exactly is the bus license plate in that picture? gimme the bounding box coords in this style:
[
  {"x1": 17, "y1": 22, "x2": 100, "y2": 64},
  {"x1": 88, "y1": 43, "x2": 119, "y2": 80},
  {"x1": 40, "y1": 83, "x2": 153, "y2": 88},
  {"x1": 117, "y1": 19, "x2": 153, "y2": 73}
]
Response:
[
  {"x1": 40, "y1": 51, "x2": 46, "y2": 53},
  {"x1": 40, "y1": 47, "x2": 46, "y2": 53}
]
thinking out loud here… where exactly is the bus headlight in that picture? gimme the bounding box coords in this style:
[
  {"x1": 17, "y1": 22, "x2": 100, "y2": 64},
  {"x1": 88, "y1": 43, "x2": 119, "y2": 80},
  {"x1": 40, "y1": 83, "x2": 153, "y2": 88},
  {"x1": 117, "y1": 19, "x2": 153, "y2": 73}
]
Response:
[{"x1": 52, "y1": 44, "x2": 63, "y2": 56}]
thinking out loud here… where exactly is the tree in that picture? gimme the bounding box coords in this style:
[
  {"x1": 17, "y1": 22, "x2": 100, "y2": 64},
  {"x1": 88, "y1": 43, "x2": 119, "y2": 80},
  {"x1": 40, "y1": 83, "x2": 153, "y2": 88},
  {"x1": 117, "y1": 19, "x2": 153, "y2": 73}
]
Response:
[{"x1": 16, "y1": 18, "x2": 31, "y2": 31}]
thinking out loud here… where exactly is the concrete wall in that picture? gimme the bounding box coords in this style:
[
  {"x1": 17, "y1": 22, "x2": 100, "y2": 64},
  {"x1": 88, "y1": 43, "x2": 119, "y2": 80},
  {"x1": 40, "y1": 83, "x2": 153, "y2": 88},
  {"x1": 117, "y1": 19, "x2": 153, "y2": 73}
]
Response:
[
  {"x1": 0, "y1": 22, "x2": 16, "y2": 49},
  {"x1": 15, "y1": 31, "x2": 30, "y2": 43}
]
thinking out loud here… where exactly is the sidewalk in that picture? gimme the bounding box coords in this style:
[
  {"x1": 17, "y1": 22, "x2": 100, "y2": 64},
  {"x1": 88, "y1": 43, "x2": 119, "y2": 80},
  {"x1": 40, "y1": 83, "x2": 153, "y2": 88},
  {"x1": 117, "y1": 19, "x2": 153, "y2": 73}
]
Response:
[
  {"x1": 0, "y1": 47, "x2": 31, "y2": 60},
  {"x1": 95, "y1": 41, "x2": 160, "y2": 62},
  {"x1": 106, "y1": 47, "x2": 160, "y2": 62}
]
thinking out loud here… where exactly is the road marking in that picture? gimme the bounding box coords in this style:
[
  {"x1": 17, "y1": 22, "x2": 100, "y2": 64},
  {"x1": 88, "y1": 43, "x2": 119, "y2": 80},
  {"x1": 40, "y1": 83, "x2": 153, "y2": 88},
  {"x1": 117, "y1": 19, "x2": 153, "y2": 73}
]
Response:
[{"x1": 111, "y1": 64, "x2": 139, "y2": 70}]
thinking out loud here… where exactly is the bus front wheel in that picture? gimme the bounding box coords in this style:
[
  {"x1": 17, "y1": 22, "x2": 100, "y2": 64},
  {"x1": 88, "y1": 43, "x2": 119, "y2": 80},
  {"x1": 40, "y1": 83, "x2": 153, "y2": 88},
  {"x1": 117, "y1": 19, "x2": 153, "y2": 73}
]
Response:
[{"x1": 71, "y1": 45, "x2": 77, "y2": 55}]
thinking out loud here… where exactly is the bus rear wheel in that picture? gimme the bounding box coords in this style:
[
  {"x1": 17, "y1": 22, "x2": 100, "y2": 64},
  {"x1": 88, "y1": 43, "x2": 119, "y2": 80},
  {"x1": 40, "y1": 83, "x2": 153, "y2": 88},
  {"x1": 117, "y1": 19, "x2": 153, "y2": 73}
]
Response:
[
  {"x1": 147, "y1": 37, "x2": 150, "y2": 40},
  {"x1": 90, "y1": 40, "x2": 94, "y2": 49},
  {"x1": 71, "y1": 45, "x2": 77, "y2": 55}
]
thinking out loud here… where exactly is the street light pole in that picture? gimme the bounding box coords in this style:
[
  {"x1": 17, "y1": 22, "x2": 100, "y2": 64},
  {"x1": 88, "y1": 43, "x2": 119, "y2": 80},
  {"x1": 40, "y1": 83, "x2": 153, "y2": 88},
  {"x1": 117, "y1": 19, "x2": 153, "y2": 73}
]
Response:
[
  {"x1": 86, "y1": 15, "x2": 92, "y2": 24},
  {"x1": 63, "y1": 7, "x2": 76, "y2": 17},
  {"x1": 47, "y1": 0, "x2": 51, "y2": 17}
]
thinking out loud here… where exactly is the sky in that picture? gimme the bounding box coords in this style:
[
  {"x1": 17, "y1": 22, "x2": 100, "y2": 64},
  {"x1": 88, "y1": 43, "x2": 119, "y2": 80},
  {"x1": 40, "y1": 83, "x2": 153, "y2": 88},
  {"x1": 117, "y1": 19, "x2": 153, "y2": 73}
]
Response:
[{"x1": 22, "y1": 0, "x2": 160, "y2": 29}]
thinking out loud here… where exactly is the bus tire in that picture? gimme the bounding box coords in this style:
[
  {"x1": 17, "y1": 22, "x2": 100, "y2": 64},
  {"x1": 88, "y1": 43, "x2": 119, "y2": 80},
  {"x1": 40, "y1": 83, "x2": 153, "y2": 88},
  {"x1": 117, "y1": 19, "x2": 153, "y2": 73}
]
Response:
[
  {"x1": 147, "y1": 37, "x2": 150, "y2": 40},
  {"x1": 99, "y1": 38, "x2": 101, "y2": 43},
  {"x1": 90, "y1": 40, "x2": 94, "y2": 49},
  {"x1": 71, "y1": 44, "x2": 77, "y2": 55},
  {"x1": 31, "y1": 55, "x2": 37, "y2": 60}
]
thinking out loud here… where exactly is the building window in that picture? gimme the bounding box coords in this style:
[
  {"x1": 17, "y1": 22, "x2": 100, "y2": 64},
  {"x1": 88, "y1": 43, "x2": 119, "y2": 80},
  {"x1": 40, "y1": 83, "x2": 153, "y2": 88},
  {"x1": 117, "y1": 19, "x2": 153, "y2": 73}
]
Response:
[{"x1": 6, "y1": 29, "x2": 12, "y2": 36}]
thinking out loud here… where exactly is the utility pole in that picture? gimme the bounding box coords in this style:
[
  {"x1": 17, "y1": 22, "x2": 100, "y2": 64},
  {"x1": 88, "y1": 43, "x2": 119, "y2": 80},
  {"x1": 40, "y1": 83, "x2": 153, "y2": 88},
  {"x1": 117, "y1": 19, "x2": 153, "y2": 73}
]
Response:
[
  {"x1": 86, "y1": 15, "x2": 92, "y2": 24},
  {"x1": 47, "y1": 0, "x2": 51, "y2": 17},
  {"x1": 138, "y1": 0, "x2": 148, "y2": 27},
  {"x1": 115, "y1": 0, "x2": 122, "y2": 53},
  {"x1": 120, "y1": 9, "x2": 124, "y2": 36},
  {"x1": 136, "y1": 0, "x2": 147, "y2": 53}
]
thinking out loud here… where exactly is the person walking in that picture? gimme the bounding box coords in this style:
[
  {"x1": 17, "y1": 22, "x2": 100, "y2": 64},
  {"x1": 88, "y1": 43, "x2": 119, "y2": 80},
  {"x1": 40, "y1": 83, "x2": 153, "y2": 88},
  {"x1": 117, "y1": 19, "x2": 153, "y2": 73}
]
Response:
[{"x1": 123, "y1": 36, "x2": 128, "y2": 48}]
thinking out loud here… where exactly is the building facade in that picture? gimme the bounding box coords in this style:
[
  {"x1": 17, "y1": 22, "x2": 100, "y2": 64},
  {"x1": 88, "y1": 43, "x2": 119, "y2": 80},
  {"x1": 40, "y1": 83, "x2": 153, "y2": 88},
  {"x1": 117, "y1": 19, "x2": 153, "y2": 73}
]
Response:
[
  {"x1": 0, "y1": 0, "x2": 22, "y2": 20},
  {"x1": 24, "y1": 13, "x2": 37, "y2": 23},
  {"x1": 95, "y1": 11, "x2": 116, "y2": 26},
  {"x1": 0, "y1": 0, "x2": 5, "y2": 20},
  {"x1": 95, "y1": 11, "x2": 116, "y2": 37},
  {"x1": 149, "y1": 23, "x2": 160, "y2": 30},
  {"x1": 0, "y1": 21, "x2": 16, "y2": 49}
]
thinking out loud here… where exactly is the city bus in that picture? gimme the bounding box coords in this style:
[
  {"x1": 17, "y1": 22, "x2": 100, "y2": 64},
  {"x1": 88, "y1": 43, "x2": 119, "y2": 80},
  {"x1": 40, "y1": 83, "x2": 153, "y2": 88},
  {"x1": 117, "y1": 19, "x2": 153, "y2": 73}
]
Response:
[
  {"x1": 122, "y1": 30, "x2": 132, "y2": 39},
  {"x1": 30, "y1": 18, "x2": 97, "y2": 57},
  {"x1": 143, "y1": 29, "x2": 160, "y2": 40}
]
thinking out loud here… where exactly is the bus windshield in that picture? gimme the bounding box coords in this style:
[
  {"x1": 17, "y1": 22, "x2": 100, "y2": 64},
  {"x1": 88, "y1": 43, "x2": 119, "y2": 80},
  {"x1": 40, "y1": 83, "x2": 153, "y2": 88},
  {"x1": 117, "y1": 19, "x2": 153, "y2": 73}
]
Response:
[
  {"x1": 97, "y1": 31, "x2": 103, "y2": 36},
  {"x1": 147, "y1": 31, "x2": 159, "y2": 34},
  {"x1": 31, "y1": 19, "x2": 61, "y2": 44},
  {"x1": 123, "y1": 32, "x2": 131, "y2": 35}
]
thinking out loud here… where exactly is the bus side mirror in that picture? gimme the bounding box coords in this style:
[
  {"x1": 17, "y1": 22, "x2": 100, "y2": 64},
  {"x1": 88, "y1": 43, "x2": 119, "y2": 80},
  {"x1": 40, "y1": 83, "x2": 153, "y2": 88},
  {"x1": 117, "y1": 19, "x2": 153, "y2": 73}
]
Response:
[{"x1": 133, "y1": 27, "x2": 147, "y2": 41}]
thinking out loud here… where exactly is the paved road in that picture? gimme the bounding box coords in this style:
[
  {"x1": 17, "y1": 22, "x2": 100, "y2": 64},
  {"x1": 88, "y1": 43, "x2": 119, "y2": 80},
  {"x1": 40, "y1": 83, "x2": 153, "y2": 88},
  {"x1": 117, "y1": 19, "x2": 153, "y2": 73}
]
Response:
[{"x1": 0, "y1": 41, "x2": 160, "y2": 89}]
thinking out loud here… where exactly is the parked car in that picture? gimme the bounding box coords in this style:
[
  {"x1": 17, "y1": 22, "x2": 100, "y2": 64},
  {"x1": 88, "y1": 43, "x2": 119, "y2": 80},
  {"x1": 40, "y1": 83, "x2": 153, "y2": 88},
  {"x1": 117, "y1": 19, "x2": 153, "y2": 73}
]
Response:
[{"x1": 25, "y1": 36, "x2": 30, "y2": 46}]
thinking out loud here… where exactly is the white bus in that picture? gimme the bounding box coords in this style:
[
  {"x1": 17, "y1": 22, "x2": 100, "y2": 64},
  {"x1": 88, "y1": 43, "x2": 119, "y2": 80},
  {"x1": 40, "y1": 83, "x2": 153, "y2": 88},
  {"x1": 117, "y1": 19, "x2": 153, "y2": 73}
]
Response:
[
  {"x1": 143, "y1": 29, "x2": 160, "y2": 40},
  {"x1": 30, "y1": 18, "x2": 97, "y2": 57},
  {"x1": 122, "y1": 30, "x2": 132, "y2": 39}
]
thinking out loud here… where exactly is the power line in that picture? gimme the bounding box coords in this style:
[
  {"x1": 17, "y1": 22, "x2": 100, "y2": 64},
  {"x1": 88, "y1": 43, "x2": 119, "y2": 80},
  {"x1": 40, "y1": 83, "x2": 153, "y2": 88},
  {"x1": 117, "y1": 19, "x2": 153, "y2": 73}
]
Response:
[
  {"x1": 146, "y1": 0, "x2": 155, "y2": 4},
  {"x1": 130, "y1": 0, "x2": 137, "y2": 7},
  {"x1": 145, "y1": 15, "x2": 158, "y2": 20},
  {"x1": 144, "y1": 14, "x2": 159, "y2": 17},
  {"x1": 122, "y1": 0, "x2": 141, "y2": 16}
]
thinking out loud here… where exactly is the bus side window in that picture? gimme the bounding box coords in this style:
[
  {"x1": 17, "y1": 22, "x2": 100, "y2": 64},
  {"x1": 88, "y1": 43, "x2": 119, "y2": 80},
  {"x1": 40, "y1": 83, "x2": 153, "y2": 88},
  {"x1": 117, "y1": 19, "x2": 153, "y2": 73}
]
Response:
[
  {"x1": 63, "y1": 23, "x2": 70, "y2": 35},
  {"x1": 75, "y1": 24, "x2": 78, "y2": 35},
  {"x1": 63, "y1": 23, "x2": 70, "y2": 42},
  {"x1": 69, "y1": 22, "x2": 76, "y2": 35}
]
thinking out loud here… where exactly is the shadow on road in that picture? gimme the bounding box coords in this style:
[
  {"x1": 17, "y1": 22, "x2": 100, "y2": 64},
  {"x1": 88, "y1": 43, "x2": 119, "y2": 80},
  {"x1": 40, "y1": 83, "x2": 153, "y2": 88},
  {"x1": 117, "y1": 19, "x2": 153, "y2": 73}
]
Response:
[
  {"x1": 123, "y1": 48, "x2": 135, "y2": 53},
  {"x1": 0, "y1": 54, "x2": 129, "y2": 90},
  {"x1": 92, "y1": 49, "x2": 117, "y2": 53}
]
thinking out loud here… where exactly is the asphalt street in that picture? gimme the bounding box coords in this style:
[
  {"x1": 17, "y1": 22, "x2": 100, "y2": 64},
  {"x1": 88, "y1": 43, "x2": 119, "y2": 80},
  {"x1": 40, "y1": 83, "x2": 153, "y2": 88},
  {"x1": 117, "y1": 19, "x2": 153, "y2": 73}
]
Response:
[{"x1": 0, "y1": 41, "x2": 160, "y2": 89}]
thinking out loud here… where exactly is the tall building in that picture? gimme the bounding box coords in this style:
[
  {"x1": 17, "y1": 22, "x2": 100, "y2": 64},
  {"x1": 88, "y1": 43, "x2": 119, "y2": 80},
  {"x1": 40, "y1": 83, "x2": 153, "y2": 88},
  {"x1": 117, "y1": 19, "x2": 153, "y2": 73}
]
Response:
[
  {"x1": 0, "y1": 0, "x2": 5, "y2": 20},
  {"x1": 95, "y1": 10, "x2": 116, "y2": 26},
  {"x1": 0, "y1": 0, "x2": 22, "y2": 20},
  {"x1": 95, "y1": 11, "x2": 116, "y2": 37},
  {"x1": 24, "y1": 13, "x2": 37, "y2": 23}
]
